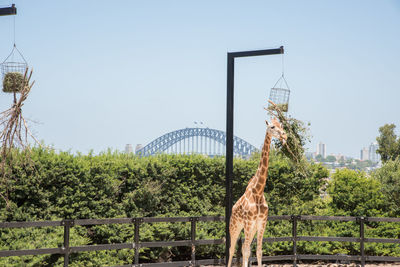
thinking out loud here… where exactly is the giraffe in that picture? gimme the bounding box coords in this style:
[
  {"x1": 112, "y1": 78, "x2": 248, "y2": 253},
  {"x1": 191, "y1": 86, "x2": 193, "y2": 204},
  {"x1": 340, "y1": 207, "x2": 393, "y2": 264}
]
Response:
[{"x1": 227, "y1": 117, "x2": 287, "y2": 267}]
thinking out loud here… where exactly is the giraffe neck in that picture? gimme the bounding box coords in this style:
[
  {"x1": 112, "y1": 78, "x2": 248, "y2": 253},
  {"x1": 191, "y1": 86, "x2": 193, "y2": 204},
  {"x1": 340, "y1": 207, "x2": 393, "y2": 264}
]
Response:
[{"x1": 252, "y1": 131, "x2": 272, "y2": 194}]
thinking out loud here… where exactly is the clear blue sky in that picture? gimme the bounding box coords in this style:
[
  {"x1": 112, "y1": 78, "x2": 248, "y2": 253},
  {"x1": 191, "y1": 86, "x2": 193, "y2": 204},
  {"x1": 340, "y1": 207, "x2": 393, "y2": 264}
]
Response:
[{"x1": 0, "y1": 0, "x2": 399, "y2": 158}]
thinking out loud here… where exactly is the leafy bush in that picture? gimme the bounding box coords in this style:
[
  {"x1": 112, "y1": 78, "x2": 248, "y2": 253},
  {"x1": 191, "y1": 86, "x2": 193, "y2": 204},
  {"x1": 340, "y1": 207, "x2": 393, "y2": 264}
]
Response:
[
  {"x1": 0, "y1": 148, "x2": 398, "y2": 264},
  {"x1": 327, "y1": 169, "x2": 385, "y2": 217}
]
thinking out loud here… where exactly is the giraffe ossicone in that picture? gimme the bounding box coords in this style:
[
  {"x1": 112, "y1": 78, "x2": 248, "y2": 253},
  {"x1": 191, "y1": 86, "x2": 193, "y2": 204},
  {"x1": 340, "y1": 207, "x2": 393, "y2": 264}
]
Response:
[{"x1": 227, "y1": 116, "x2": 287, "y2": 267}]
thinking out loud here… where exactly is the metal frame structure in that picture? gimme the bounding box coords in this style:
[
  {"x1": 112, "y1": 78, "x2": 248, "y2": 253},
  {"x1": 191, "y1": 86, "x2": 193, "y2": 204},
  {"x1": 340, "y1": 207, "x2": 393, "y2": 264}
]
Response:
[
  {"x1": 225, "y1": 47, "x2": 284, "y2": 263},
  {"x1": 0, "y1": 4, "x2": 16, "y2": 16},
  {"x1": 136, "y1": 127, "x2": 258, "y2": 157},
  {"x1": 1, "y1": 215, "x2": 399, "y2": 266}
]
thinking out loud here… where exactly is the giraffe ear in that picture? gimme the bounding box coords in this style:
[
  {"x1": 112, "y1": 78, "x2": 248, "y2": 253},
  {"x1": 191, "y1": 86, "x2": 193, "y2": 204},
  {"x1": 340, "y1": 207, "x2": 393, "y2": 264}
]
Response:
[{"x1": 265, "y1": 120, "x2": 269, "y2": 125}]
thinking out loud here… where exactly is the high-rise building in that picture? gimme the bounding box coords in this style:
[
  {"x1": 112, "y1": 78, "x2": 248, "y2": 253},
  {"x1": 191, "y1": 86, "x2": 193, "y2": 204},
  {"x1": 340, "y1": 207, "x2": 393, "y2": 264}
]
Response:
[
  {"x1": 135, "y1": 144, "x2": 143, "y2": 154},
  {"x1": 369, "y1": 142, "x2": 380, "y2": 163},
  {"x1": 317, "y1": 142, "x2": 326, "y2": 158},
  {"x1": 125, "y1": 144, "x2": 133, "y2": 154},
  {"x1": 360, "y1": 147, "x2": 369, "y2": 161}
]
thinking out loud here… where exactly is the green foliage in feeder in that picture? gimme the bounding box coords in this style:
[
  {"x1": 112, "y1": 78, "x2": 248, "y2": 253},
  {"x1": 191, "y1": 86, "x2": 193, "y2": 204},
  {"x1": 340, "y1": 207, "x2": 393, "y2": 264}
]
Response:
[
  {"x1": 266, "y1": 100, "x2": 311, "y2": 176},
  {"x1": 2, "y1": 72, "x2": 25, "y2": 93},
  {"x1": 275, "y1": 103, "x2": 289, "y2": 112}
]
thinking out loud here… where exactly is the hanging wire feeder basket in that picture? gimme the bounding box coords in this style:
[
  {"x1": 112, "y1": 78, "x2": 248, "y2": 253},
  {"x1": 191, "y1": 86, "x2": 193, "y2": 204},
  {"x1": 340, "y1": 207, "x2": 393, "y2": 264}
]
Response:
[
  {"x1": 1, "y1": 45, "x2": 28, "y2": 93},
  {"x1": 268, "y1": 75, "x2": 290, "y2": 112},
  {"x1": 1, "y1": 61, "x2": 27, "y2": 76}
]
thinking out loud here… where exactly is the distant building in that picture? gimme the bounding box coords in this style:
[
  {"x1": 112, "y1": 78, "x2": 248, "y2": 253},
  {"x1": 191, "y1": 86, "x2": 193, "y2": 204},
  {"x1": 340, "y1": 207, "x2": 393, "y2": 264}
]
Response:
[
  {"x1": 317, "y1": 142, "x2": 326, "y2": 158},
  {"x1": 125, "y1": 144, "x2": 133, "y2": 154},
  {"x1": 360, "y1": 147, "x2": 369, "y2": 161},
  {"x1": 135, "y1": 144, "x2": 143, "y2": 154},
  {"x1": 369, "y1": 142, "x2": 380, "y2": 163}
]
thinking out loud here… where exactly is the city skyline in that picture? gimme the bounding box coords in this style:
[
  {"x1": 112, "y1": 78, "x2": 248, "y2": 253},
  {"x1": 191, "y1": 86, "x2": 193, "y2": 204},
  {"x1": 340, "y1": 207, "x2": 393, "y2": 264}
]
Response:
[
  {"x1": 308, "y1": 140, "x2": 380, "y2": 161},
  {"x1": 126, "y1": 122, "x2": 381, "y2": 161}
]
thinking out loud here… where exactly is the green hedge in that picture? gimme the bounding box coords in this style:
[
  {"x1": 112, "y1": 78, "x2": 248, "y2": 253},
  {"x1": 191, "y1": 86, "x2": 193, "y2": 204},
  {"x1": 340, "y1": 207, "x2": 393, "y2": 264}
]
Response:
[{"x1": 0, "y1": 148, "x2": 399, "y2": 265}]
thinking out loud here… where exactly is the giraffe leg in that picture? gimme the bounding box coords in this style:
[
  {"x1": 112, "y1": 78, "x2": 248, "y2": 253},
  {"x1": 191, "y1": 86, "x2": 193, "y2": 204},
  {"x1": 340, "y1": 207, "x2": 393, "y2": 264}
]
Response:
[
  {"x1": 256, "y1": 216, "x2": 268, "y2": 267},
  {"x1": 227, "y1": 220, "x2": 243, "y2": 267},
  {"x1": 242, "y1": 222, "x2": 257, "y2": 267}
]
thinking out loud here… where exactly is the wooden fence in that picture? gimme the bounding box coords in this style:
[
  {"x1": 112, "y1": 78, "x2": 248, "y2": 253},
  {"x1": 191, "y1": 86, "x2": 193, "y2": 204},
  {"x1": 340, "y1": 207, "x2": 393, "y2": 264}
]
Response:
[{"x1": 1, "y1": 215, "x2": 400, "y2": 267}]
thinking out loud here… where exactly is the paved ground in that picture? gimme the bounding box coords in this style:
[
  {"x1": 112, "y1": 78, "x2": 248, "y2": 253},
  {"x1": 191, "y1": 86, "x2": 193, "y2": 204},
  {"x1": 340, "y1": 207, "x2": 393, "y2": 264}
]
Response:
[
  {"x1": 203, "y1": 264, "x2": 400, "y2": 267},
  {"x1": 260, "y1": 264, "x2": 400, "y2": 267},
  {"x1": 262, "y1": 265, "x2": 400, "y2": 267}
]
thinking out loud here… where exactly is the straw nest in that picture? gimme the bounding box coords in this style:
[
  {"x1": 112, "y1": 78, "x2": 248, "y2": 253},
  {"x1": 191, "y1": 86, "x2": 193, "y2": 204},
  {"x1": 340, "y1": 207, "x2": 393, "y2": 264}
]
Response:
[
  {"x1": 275, "y1": 103, "x2": 288, "y2": 112},
  {"x1": 2, "y1": 72, "x2": 26, "y2": 93}
]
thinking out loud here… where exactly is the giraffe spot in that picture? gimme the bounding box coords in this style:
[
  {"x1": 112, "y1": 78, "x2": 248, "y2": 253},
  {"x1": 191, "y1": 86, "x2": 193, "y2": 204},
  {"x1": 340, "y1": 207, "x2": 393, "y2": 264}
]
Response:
[
  {"x1": 263, "y1": 157, "x2": 267, "y2": 166},
  {"x1": 260, "y1": 205, "x2": 268, "y2": 214},
  {"x1": 261, "y1": 166, "x2": 267, "y2": 175},
  {"x1": 255, "y1": 183, "x2": 262, "y2": 191}
]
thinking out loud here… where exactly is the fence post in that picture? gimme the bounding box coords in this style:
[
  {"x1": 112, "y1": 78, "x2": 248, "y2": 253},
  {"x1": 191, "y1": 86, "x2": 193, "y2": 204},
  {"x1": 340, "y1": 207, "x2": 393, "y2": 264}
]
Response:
[
  {"x1": 190, "y1": 217, "x2": 197, "y2": 265},
  {"x1": 359, "y1": 216, "x2": 366, "y2": 267},
  {"x1": 291, "y1": 215, "x2": 299, "y2": 267},
  {"x1": 134, "y1": 218, "x2": 142, "y2": 265},
  {"x1": 62, "y1": 219, "x2": 73, "y2": 267}
]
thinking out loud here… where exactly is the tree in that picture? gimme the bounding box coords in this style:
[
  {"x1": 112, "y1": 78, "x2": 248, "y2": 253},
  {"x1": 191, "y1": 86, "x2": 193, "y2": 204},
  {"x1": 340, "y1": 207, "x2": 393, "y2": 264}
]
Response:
[
  {"x1": 376, "y1": 124, "x2": 400, "y2": 162},
  {"x1": 325, "y1": 155, "x2": 336, "y2": 163},
  {"x1": 372, "y1": 159, "x2": 400, "y2": 216},
  {"x1": 327, "y1": 169, "x2": 385, "y2": 217},
  {"x1": 315, "y1": 154, "x2": 324, "y2": 162}
]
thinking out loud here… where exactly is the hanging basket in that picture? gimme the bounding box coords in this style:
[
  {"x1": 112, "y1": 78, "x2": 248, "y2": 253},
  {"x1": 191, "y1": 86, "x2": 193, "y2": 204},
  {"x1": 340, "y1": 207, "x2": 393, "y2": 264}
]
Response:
[
  {"x1": 268, "y1": 75, "x2": 290, "y2": 112},
  {"x1": 2, "y1": 71, "x2": 25, "y2": 93},
  {"x1": 1, "y1": 45, "x2": 28, "y2": 93}
]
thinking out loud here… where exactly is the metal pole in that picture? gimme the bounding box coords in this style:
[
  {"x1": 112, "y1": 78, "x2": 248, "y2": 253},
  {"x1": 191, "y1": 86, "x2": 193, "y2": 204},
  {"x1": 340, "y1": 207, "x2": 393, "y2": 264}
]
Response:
[
  {"x1": 225, "y1": 54, "x2": 235, "y2": 263},
  {"x1": 225, "y1": 47, "x2": 284, "y2": 265}
]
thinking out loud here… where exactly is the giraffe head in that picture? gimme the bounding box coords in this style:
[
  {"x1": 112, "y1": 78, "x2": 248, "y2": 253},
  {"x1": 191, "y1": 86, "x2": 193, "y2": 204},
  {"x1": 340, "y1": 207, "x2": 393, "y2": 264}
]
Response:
[{"x1": 266, "y1": 117, "x2": 287, "y2": 144}]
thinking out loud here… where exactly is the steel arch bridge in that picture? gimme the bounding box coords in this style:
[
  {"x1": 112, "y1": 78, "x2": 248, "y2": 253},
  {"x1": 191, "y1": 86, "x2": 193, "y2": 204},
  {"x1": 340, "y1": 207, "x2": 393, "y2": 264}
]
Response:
[{"x1": 135, "y1": 127, "x2": 258, "y2": 157}]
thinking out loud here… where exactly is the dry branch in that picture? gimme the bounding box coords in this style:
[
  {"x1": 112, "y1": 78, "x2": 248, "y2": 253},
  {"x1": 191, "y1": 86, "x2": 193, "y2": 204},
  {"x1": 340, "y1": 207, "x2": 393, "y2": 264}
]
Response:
[{"x1": 0, "y1": 68, "x2": 39, "y2": 205}]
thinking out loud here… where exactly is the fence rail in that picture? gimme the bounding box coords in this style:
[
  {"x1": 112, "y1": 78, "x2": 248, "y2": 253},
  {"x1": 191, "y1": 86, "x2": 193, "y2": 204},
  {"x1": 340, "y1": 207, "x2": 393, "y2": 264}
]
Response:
[{"x1": 1, "y1": 215, "x2": 400, "y2": 266}]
